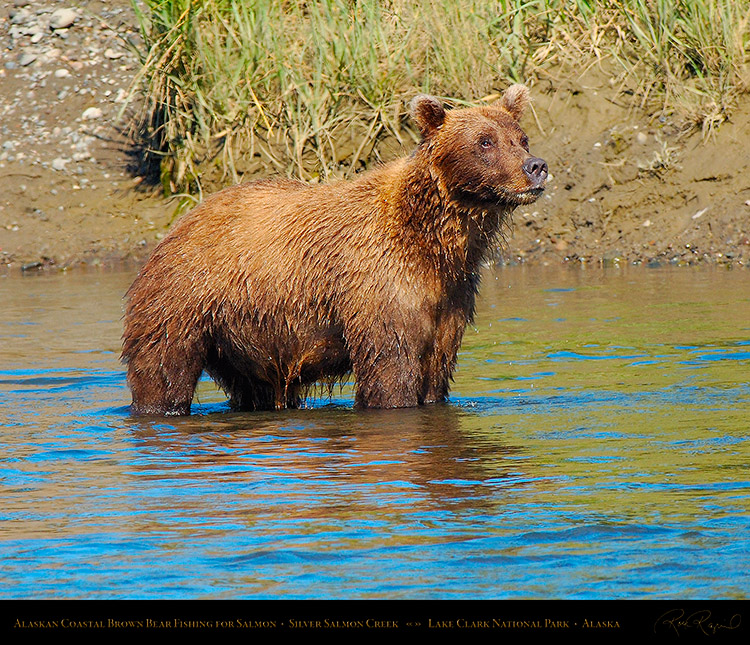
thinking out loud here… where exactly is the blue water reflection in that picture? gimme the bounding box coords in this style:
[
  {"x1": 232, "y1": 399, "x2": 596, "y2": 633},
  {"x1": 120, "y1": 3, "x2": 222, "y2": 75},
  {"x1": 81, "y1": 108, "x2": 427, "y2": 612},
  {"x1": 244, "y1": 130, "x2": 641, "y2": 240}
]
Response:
[{"x1": 1, "y1": 266, "x2": 748, "y2": 599}]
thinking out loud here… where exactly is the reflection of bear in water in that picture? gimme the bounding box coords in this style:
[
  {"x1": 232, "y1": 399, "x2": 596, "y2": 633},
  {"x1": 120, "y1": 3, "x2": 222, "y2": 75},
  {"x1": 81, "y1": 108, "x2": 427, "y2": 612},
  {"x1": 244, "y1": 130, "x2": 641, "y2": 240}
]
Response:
[{"x1": 122, "y1": 85, "x2": 548, "y2": 416}]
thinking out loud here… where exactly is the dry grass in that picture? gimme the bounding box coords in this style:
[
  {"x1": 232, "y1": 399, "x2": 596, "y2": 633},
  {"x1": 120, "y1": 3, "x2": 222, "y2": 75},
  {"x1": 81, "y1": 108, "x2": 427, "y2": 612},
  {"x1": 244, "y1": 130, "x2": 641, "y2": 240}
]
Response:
[{"x1": 124, "y1": 0, "x2": 750, "y2": 194}]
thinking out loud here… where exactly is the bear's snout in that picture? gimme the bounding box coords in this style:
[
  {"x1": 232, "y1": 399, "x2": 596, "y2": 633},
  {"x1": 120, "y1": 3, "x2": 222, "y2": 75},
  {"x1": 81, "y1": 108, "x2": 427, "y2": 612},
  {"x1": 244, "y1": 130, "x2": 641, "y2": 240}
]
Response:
[{"x1": 522, "y1": 157, "x2": 548, "y2": 188}]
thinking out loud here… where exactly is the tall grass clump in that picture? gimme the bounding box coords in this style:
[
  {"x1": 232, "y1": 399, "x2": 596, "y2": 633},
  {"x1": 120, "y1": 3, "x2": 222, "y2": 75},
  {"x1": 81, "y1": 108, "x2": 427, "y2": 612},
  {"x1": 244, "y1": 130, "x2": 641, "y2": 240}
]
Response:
[
  {"x1": 126, "y1": 0, "x2": 563, "y2": 193},
  {"x1": 611, "y1": 0, "x2": 750, "y2": 135},
  {"x1": 126, "y1": 0, "x2": 749, "y2": 194}
]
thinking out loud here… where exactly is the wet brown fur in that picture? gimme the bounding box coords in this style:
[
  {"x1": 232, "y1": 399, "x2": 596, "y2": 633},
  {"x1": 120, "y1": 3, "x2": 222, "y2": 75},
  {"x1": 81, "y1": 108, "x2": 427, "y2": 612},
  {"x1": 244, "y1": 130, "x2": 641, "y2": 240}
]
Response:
[{"x1": 122, "y1": 85, "x2": 547, "y2": 416}]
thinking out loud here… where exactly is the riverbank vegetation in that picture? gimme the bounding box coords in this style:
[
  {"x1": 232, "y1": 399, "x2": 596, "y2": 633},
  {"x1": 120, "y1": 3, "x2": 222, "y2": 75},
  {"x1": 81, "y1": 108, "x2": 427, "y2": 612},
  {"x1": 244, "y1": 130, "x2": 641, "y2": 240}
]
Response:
[{"x1": 126, "y1": 0, "x2": 750, "y2": 193}]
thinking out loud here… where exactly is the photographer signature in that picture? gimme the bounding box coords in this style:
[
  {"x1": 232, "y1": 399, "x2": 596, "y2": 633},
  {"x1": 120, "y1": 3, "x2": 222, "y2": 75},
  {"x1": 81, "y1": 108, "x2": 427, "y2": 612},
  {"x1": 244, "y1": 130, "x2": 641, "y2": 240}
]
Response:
[{"x1": 654, "y1": 608, "x2": 741, "y2": 637}]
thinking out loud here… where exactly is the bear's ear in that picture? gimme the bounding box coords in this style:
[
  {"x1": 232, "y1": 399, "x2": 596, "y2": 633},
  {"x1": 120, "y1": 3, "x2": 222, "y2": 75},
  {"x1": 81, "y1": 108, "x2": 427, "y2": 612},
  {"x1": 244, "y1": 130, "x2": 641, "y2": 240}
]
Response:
[
  {"x1": 501, "y1": 84, "x2": 530, "y2": 122},
  {"x1": 410, "y1": 94, "x2": 446, "y2": 138}
]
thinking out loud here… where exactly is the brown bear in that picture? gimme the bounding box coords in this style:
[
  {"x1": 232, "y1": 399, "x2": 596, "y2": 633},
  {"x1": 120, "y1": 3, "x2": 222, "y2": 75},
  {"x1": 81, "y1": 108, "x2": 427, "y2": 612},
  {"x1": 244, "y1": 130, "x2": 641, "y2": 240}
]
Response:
[{"x1": 122, "y1": 84, "x2": 547, "y2": 416}]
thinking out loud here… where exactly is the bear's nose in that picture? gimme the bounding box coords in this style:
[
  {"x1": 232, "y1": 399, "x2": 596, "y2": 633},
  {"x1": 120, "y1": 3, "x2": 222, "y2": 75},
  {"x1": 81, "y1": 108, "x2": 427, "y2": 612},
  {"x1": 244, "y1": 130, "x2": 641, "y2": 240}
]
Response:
[{"x1": 522, "y1": 157, "x2": 548, "y2": 186}]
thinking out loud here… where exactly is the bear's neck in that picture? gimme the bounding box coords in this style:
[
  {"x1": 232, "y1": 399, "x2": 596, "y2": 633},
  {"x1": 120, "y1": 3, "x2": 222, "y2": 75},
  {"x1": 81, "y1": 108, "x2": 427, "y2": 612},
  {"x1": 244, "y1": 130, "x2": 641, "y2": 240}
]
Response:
[{"x1": 392, "y1": 156, "x2": 512, "y2": 280}]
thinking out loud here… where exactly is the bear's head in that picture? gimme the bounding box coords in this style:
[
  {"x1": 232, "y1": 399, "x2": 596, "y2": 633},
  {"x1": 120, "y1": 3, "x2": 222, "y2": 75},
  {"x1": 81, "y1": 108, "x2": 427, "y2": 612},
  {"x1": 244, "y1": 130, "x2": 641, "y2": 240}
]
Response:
[{"x1": 411, "y1": 85, "x2": 547, "y2": 207}]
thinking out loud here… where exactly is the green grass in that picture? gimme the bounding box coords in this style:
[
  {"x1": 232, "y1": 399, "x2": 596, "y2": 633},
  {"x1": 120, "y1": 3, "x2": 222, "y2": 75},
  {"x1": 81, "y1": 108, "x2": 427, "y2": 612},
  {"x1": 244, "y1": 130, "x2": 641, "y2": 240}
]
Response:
[
  {"x1": 614, "y1": 0, "x2": 750, "y2": 133},
  {"x1": 125, "y1": 0, "x2": 750, "y2": 194}
]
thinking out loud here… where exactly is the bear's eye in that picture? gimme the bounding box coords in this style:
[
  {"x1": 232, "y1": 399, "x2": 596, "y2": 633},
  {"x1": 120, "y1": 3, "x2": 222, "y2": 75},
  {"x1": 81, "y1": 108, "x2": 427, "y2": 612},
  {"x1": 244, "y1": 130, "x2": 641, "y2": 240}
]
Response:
[
  {"x1": 479, "y1": 138, "x2": 494, "y2": 149},
  {"x1": 520, "y1": 135, "x2": 529, "y2": 151}
]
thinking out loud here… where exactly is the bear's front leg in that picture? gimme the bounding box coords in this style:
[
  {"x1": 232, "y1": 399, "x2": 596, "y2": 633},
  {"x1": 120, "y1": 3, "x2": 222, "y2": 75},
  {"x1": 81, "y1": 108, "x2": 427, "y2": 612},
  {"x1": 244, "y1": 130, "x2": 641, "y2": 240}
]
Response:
[
  {"x1": 353, "y1": 359, "x2": 423, "y2": 408},
  {"x1": 348, "y1": 331, "x2": 425, "y2": 409},
  {"x1": 419, "y1": 308, "x2": 468, "y2": 404}
]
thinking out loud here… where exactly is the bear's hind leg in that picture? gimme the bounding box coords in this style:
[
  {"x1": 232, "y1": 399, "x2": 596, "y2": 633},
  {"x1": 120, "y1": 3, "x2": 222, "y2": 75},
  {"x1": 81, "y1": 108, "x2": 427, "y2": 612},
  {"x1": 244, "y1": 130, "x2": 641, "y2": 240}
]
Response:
[{"x1": 126, "y1": 345, "x2": 205, "y2": 416}]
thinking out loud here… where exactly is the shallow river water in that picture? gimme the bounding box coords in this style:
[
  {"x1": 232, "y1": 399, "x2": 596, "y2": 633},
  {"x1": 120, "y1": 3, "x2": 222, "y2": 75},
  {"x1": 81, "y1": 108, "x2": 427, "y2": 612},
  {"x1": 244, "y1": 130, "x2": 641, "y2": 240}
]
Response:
[{"x1": 1, "y1": 265, "x2": 748, "y2": 599}]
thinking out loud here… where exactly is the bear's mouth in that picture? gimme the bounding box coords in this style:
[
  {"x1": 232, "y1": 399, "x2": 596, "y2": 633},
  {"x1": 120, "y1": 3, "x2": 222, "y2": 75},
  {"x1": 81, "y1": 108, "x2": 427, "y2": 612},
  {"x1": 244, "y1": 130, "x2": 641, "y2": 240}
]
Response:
[
  {"x1": 456, "y1": 184, "x2": 545, "y2": 208},
  {"x1": 508, "y1": 187, "x2": 545, "y2": 204},
  {"x1": 492, "y1": 185, "x2": 545, "y2": 205}
]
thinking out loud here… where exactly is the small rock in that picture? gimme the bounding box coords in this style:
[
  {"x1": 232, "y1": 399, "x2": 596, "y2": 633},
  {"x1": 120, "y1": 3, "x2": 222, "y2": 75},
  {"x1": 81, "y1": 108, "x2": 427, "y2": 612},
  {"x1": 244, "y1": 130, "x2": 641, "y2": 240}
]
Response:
[
  {"x1": 54, "y1": 68, "x2": 71, "y2": 78},
  {"x1": 642, "y1": 219, "x2": 652, "y2": 227},
  {"x1": 9, "y1": 9, "x2": 31, "y2": 25},
  {"x1": 49, "y1": 8, "x2": 79, "y2": 30},
  {"x1": 18, "y1": 53, "x2": 37, "y2": 67},
  {"x1": 104, "y1": 48, "x2": 124, "y2": 60},
  {"x1": 636, "y1": 132, "x2": 648, "y2": 145},
  {"x1": 81, "y1": 107, "x2": 103, "y2": 120},
  {"x1": 51, "y1": 157, "x2": 69, "y2": 171}
]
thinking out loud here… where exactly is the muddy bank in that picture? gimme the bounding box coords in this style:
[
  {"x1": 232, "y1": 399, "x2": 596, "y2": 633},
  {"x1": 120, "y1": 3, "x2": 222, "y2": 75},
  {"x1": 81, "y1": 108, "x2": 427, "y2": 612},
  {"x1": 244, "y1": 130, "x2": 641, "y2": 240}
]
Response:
[
  {"x1": 511, "y1": 68, "x2": 750, "y2": 268},
  {"x1": 1, "y1": 1, "x2": 749, "y2": 274}
]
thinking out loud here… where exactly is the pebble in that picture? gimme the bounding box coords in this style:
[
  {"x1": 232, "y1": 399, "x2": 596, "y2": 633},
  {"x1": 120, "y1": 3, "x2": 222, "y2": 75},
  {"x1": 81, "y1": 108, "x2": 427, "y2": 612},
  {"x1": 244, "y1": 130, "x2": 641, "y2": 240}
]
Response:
[
  {"x1": 49, "y1": 8, "x2": 79, "y2": 30},
  {"x1": 81, "y1": 107, "x2": 103, "y2": 121},
  {"x1": 636, "y1": 132, "x2": 648, "y2": 145},
  {"x1": 18, "y1": 53, "x2": 38, "y2": 67},
  {"x1": 104, "y1": 48, "x2": 124, "y2": 60},
  {"x1": 51, "y1": 157, "x2": 69, "y2": 171},
  {"x1": 10, "y1": 9, "x2": 31, "y2": 25}
]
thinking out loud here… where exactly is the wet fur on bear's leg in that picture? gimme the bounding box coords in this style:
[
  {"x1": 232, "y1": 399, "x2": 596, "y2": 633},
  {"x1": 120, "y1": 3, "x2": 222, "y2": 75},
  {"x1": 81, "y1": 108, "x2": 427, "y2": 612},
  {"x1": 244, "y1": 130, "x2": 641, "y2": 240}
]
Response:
[{"x1": 124, "y1": 338, "x2": 205, "y2": 416}]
